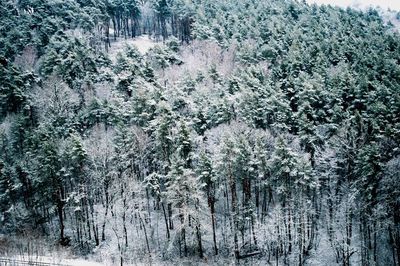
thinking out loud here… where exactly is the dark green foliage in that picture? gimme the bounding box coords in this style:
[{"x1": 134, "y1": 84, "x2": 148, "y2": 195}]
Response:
[
  {"x1": 0, "y1": 65, "x2": 36, "y2": 117},
  {"x1": 0, "y1": 0, "x2": 399, "y2": 264},
  {"x1": 40, "y1": 34, "x2": 111, "y2": 104}
]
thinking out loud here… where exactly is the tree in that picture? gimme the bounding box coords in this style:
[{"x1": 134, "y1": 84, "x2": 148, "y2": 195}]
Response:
[
  {"x1": 29, "y1": 125, "x2": 68, "y2": 245},
  {"x1": 197, "y1": 149, "x2": 218, "y2": 255},
  {"x1": 40, "y1": 34, "x2": 110, "y2": 107},
  {"x1": 0, "y1": 65, "x2": 36, "y2": 117},
  {"x1": 166, "y1": 156, "x2": 206, "y2": 258}
]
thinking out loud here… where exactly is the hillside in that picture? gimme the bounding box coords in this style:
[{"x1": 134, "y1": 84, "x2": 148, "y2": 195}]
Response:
[{"x1": 1, "y1": 0, "x2": 400, "y2": 265}]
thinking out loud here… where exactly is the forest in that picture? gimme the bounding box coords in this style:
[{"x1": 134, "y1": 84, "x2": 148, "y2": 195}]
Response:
[{"x1": 1, "y1": 0, "x2": 400, "y2": 265}]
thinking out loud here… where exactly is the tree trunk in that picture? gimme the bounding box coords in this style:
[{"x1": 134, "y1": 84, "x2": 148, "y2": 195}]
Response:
[
  {"x1": 196, "y1": 224, "x2": 203, "y2": 258},
  {"x1": 228, "y1": 166, "x2": 239, "y2": 259},
  {"x1": 168, "y1": 203, "x2": 174, "y2": 230},
  {"x1": 102, "y1": 180, "x2": 110, "y2": 241},
  {"x1": 210, "y1": 198, "x2": 218, "y2": 255},
  {"x1": 139, "y1": 213, "x2": 151, "y2": 255},
  {"x1": 161, "y1": 201, "x2": 170, "y2": 239},
  {"x1": 57, "y1": 193, "x2": 65, "y2": 244}
]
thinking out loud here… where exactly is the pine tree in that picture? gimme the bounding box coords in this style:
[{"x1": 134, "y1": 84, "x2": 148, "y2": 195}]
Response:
[{"x1": 166, "y1": 156, "x2": 206, "y2": 258}]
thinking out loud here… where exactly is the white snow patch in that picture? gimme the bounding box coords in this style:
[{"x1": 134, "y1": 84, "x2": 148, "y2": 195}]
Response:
[
  {"x1": 63, "y1": 258, "x2": 103, "y2": 266},
  {"x1": 108, "y1": 35, "x2": 158, "y2": 61},
  {"x1": 307, "y1": 0, "x2": 400, "y2": 11},
  {"x1": 1, "y1": 255, "x2": 103, "y2": 266},
  {"x1": 381, "y1": 10, "x2": 400, "y2": 31}
]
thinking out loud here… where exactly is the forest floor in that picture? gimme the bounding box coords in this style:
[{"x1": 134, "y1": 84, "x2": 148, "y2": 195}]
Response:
[
  {"x1": 108, "y1": 34, "x2": 158, "y2": 61},
  {"x1": 0, "y1": 255, "x2": 102, "y2": 266},
  {"x1": 382, "y1": 11, "x2": 400, "y2": 31}
]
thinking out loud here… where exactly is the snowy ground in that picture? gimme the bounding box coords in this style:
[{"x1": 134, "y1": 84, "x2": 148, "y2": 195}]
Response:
[
  {"x1": 307, "y1": 0, "x2": 400, "y2": 31},
  {"x1": 0, "y1": 255, "x2": 103, "y2": 266},
  {"x1": 306, "y1": 0, "x2": 400, "y2": 11},
  {"x1": 381, "y1": 10, "x2": 400, "y2": 31},
  {"x1": 108, "y1": 35, "x2": 158, "y2": 61}
]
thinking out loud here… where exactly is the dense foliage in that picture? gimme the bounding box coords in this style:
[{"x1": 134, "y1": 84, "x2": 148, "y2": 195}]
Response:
[{"x1": 1, "y1": 0, "x2": 399, "y2": 265}]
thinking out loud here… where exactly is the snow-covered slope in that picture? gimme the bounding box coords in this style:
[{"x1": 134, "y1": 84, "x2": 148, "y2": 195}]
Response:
[{"x1": 108, "y1": 35, "x2": 158, "y2": 61}]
